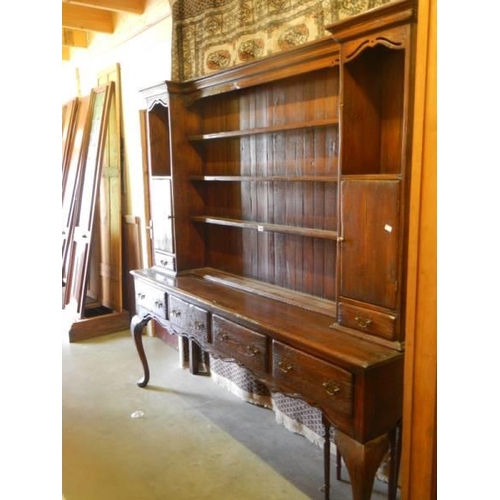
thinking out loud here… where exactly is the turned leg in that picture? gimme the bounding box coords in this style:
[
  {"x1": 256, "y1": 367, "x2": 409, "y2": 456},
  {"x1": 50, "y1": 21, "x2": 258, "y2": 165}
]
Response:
[
  {"x1": 188, "y1": 339, "x2": 201, "y2": 375},
  {"x1": 130, "y1": 314, "x2": 152, "y2": 388},
  {"x1": 322, "y1": 415, "x2": 331, "y2": 500},
  {"x1": 388, "y1": 422, "x2": 402, "y2": 500},
  {"x1": 334, "y1": 430, "x2": 390, "y2": 500}
]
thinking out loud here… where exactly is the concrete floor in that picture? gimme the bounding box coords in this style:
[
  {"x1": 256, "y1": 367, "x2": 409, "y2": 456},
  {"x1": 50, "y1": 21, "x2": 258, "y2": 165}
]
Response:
[{"x1": 62, "y1": 329, "x2": 396, "y2": 500}]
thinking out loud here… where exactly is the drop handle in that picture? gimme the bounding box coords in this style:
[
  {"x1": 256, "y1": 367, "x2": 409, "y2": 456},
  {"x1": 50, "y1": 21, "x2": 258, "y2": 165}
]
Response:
[
  {"x1": 355, "y1": 315, "x2": 372, "y2": 329},
  {"x1": 193, "y1": 320, "x2": 204, "y2": 331},
  {"x1": 154, "y1": 300, "x2": 163, "y2": 308},
  {"x1": 245, "y1": 345, "x2": 260, "y2": 357},
  {"x1": 278, "y1": 360, "x2": 294, "y2": 374},
  {"x1": 137, "y1": 293, "x2": 145, "y2": 299},
  {"x1": 322, "y1": 381, "x2": 341, "y2": 396},
  {"x1": 170, "y1": 309, "x2": 181, "y2": 318}
]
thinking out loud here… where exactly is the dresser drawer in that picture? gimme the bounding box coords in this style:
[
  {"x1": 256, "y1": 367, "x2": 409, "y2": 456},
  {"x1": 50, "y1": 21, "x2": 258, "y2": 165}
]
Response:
[
  {"x1": 338, "y1": 302, "x2": 396, "y2": 341},
  {"x1": 135, "y1": 281, "x2": 167, "y2": 319},
  {"x1": 168, "y1": 295, "x2": 210, "y2": 343},
  {"x1": 272, "y1": 341, "x2": 353, "y2": 417},
  {"x1": 154, "y1": 251, "x2": 176, "y2": 272},
  {"x1": 212, "y1": 315, "x2": 268, "y2": 374}
]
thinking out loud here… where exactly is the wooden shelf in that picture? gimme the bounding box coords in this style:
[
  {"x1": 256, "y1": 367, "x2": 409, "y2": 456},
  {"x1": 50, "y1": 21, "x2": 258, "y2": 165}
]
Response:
[
  {"x1": 341, "y1": 173, "x2": 402, "y2": 181},
  {"x1": 191, "y1": 215, "x2": 338, "y2": 240},
  {"x1": 190, "y1": 175, "x2": 339, "y2": 182},
  {"x1": 151, "y1": 174, "x2": 172, "y2": 180},
  {"x1": 188, "y1": 118, "x2": 338, "y2": 141},
  {"x1": 190, "y1": 267, "x2": 336, "y2": 318}
]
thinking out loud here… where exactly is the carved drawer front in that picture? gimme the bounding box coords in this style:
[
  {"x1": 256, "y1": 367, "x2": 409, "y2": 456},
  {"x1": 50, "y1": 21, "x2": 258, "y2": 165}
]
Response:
[
  {"x1": 168, "y1": 295, "x2": 210, "y2": 343},
  {"x1": 212, "y1": 315, "x2": 268, "y2": 374},
  {"x1": 272, "y1": 341, "x2": 353, "y2": 417},
  {"x1": 338, "y1": 302, "x2": 396, "y2": 341},
  {"x1": 135, "y1": 281, "x2": 167, "y2": 319},
  {"x1": 154, "y1": 251, "x2": 176, "y2": 272}
]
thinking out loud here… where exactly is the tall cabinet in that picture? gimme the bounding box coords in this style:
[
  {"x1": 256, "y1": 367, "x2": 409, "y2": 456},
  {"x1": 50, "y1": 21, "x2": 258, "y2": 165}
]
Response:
[{"x1": 131, "y1": 2, "x2": 416, "y2": 499}]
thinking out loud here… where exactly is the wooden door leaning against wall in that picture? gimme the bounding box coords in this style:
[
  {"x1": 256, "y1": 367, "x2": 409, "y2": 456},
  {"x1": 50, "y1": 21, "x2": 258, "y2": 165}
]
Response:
[{"x1": 64, "y1": 83, "x2": 115, "y2": 318}]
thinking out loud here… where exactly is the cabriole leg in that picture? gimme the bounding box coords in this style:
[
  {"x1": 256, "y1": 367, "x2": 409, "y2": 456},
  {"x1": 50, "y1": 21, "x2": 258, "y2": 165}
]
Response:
[
  {"x1": 130, "y1": 314, "x2": 152, "y2": 388},
  {"x1": 334, "y1": 430, "x2": 390, "y2": 500}
]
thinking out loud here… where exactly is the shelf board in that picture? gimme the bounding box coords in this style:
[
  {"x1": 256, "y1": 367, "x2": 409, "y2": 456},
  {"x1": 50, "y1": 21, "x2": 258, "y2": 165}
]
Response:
[
  {"x1": 189, "y1": 175, "x2": 339, "y2": 182},
  {"x1": 150, "y1": 174, "x2": 172, "y2": 179},
  {"x1": 341, "y1": 173, "x2": 402, "y2": 180},
  {"x1": 190, "y1": 267, "x2": 336, "y2": 319},
  {"x1": 191, "y1": 215, "x2": 338, "y2": 240},
  {"x1": 188, "y1": 118, "x2": 338, "y2": 141}
]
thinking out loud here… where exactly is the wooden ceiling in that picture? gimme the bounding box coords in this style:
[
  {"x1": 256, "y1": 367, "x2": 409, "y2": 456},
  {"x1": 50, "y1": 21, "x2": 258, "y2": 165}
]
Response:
[{"x1": 62, "y1": 0, "x2": 146, "y2": 61}]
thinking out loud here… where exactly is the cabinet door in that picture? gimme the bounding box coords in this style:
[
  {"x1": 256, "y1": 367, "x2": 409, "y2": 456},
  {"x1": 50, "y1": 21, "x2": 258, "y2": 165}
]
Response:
[
  {"x1": 150, "y1": 177, "x2": 175, "y2": 272},
  {"x1": 340, "y1": 180, "x2": 400, "y2": 310}
]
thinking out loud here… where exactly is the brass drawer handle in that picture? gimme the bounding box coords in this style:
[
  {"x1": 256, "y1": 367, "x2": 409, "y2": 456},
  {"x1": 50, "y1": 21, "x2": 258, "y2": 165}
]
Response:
[
  {"x1": 355, "y1": 315, "x2": 372, "y2": 329},
  {"x1": 245, "y1": 345, "x2": 260, "y2": 357},
  {"x1": 218, "y1": 332, "x2": 230, "y2": 342},
  {"x1": 171, "y1": 308, "x2": 181, "y2": 318},
  {"x1": 137, "y1": 293, "x2": 145, "y2": 300},
  {"x1": 322, "y1": 381, "x2": 341, "y2": 396},
  {"x1": 155, "y1": 300, "x2": 163, "y2": 308},
  {"x1": 160, "y1": 259, "x2": 170, "y2": 266},
  {"x1": 193, "y1": 320, "x2": 205, "y2": 331},
  {"x1": 278, "y1": 360, "x2": 294, "y2": 374}
]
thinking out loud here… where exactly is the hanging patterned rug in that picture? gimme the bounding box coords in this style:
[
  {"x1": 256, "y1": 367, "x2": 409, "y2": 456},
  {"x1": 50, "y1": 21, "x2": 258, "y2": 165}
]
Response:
[{"x1": 171, "y1": 0, "x2": 392, "y2": 81}]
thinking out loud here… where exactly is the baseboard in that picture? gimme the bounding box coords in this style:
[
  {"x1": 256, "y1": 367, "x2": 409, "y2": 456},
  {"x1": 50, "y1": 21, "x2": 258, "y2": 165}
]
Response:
[{"x1": 68, "y1": 310, "x2": 131, "y2": 343}]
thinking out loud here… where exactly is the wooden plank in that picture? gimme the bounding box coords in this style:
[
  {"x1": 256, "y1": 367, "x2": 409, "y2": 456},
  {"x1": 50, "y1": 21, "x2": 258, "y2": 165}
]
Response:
[
  {"x1": 64, "y1": 83, "x2": 115, "y2": 315},
  {"x1": 62, "y1": 4, "x2": 115, "y2": 33},
  {"x1": 122, "y1": 215, "x2": 142, "y2": 315},
  {"x1": 139, "y1": 110, "x2": 153, "y2": 267},
  {"x1": 189, "y1": 175, "x2": 338, "y2": 182},
  {"x1": 62, "y1": 98, "x2": 79, "y2": 184},
  {"x1": 137, "y1": 109, "x2": 156, "y2": 339},
  {"x1": 68, "y1": 310, "x2": 131, "y2": 342},
  {"x1": 188, "y1": 118, "x2": 338, "y2": 141},
  {"x1": 400, "y1": 0, "x2": 437, "y2": 497},
  {"x1": 98, "y1": 64, "x2": 123, "y2": 312},
  {"x1": 191, "y1": 215, "x2": 338, "y2": 240},
  {"x1": 62, "y1": 95, "x2": 92, "y2": 291},
  {"x1": 63, "y1": 0, "x2": 145, "y2": 14},
  {"x1": 191, "y1": 267, "x2": 336, "y2": 318},
  {"x1": 62, "y1": 28, "x2": 89, "y2": 48}
]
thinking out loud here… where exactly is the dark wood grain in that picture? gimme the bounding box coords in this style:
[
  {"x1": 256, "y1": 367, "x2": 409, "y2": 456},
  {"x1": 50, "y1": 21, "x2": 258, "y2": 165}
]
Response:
[{"x1": 132, "y1": 3, "x2": 416, "y2": 498}]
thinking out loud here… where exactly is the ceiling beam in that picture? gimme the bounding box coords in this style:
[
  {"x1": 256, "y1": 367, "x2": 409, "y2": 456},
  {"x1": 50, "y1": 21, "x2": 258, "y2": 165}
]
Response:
[
  {"x1": 62, "y1": 28, "x2": 89, "y2": 48},
  {"x1": 62, "y1": 0, "x2": 145, "y2": 15},
  {"x1": 62, "y1": 4, "x2": 115, "y2": 33}
]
